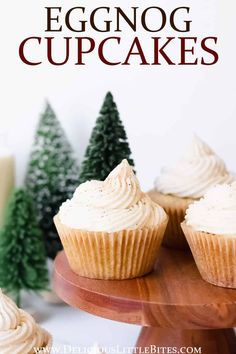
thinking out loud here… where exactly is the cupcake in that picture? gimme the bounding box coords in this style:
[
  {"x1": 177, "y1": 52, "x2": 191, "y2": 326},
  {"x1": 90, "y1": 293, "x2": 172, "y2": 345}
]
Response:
[
  {"x1": 149, "y1": 135, "x2": 234, "y2": 249},
  {"x1": 181, "y1": 183, "x2": 236, "y2": 288},
  {"x1": 0, "y1": 289, "x2": 52, "y2": 354},
  {"x1": 54, "y1": 160, "x2": 168, "y2": 280}
]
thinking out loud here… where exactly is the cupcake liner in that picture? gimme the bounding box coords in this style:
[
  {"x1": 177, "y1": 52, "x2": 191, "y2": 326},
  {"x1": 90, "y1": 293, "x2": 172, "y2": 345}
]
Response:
[
  {"x1": 181, "y1": 222, "x2": 236, "y2": 288},
  {"x1": 148, "y1": 190, "x2": 194, "y2": 249},
  {"x1": 54, "y1": 215, "x2": 168, "y2": 280}
]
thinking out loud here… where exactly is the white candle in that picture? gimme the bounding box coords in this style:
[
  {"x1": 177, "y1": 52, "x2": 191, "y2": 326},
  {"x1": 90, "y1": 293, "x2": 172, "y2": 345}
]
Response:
[{"x1": 0, "y1": 135, "x2": 15, "y2": 228}]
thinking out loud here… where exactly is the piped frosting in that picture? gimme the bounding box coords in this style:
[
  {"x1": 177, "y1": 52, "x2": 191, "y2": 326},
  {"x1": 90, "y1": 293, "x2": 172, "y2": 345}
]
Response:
[
  {"x1": 59, "y1": 160, "x2": 166, "y2": 232},
  {"x1": 0, "y1": 290, "x2": 51, "y2": 354},
  {"x1": 185, "y1": 182, "x2": 236, "y2": 235},
  {"x1": 155, "y1": 135, "x2": 234, "y2": 199}
]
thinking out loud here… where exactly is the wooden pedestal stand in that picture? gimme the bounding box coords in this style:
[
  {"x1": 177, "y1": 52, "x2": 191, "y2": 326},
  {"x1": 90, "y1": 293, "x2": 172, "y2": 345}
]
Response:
[{"x1": 54, "y1": 248, "x2": 236, "y2": 354}]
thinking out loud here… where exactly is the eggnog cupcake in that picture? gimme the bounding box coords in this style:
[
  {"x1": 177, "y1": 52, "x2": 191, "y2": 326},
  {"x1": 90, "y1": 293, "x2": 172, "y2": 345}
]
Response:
[
  {"x1": 54, "y1": 160, "x2": 168, "y2": 280},
  {"x1": 182, "y1": 183, "x2": 236, "y2": 288},
  {"x1": 149, "y1": 135, "x2": 234, "y2": 249},
  {"x1": 0, "y1": 290, "x2": 52, "y2": 354}
]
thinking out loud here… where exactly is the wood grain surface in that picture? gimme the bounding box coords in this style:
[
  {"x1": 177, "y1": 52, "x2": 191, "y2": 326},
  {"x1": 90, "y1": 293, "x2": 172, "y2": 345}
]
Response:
[
  {"x1": 53, "y1": 248, "x2": 236, "y2": 329},
  {"x1": 136, "y1": 327, "x2": 236, "y2": 354}
]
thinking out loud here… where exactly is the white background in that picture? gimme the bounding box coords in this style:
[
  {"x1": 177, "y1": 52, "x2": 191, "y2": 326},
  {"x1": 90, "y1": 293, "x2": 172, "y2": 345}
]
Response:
[
  {"x1": 1, "y1": 0, "x2": 236, "y2": 350},
  {"x1": 2, "y1": 0, "x2": 236, "y2": 191}
]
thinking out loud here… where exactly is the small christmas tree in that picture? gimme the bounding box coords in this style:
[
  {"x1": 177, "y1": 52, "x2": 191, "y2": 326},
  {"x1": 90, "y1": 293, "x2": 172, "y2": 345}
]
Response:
[
  {"x1": 0, "y1": 188, "x2": 48, "y2": 306},
  {"x1": 79, "y1": 92, "x2": 135, "y2": 184},
  {"x1": 25, "y1": 103, "x2": 80, "y2": 259}
]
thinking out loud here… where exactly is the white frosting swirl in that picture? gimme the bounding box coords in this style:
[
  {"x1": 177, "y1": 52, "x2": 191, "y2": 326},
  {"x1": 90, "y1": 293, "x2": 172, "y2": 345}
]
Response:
[
  {"x1": 0, "y1": 291, "x2": 21, "y2": 331},
  {"x1": 155, "y1": 135, "x2": 234, "y2": 199},
  {"x1": 185, "y1": 182, "x2": 236, "y2": 235},
  {"x1": 59, "y1": 159, "x2": 166, "y2": 232},
  {"x1": 0, "y1": 290, "x2": 51, "y2": 354}
]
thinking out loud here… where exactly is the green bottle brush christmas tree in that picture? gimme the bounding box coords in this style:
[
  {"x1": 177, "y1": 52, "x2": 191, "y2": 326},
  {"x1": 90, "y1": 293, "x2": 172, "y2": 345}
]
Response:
[
  {"x1": 25, "y1": 103, "x2": 80, "y2": 259},
  {"x1": 0, "y1": 188, "x2": 48, "y2": 306},
  {"x1": 79, "y1": 92, "x2": 135, "y2": 184}
]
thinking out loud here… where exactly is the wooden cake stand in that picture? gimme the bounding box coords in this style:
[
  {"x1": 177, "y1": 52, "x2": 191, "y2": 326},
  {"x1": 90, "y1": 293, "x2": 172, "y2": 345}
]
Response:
[{"x1": 54, "y1": 248, "x2": 236, "y2": 354}]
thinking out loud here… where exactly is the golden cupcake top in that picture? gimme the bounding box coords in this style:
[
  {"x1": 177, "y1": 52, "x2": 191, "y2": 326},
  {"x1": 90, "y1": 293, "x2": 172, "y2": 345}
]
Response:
[
  {"x1": 185, "y1": 182, "x2": 236, "y2": 235},
  {"x1": 0, "y1": 289, "x2": 51, "y2": 354},
  {"x1": 59, "y1": 159, "x2": 167, "y2": 232},
  {"x1": 155, "y1": 135, "x2": 234, "y2": 199}
]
